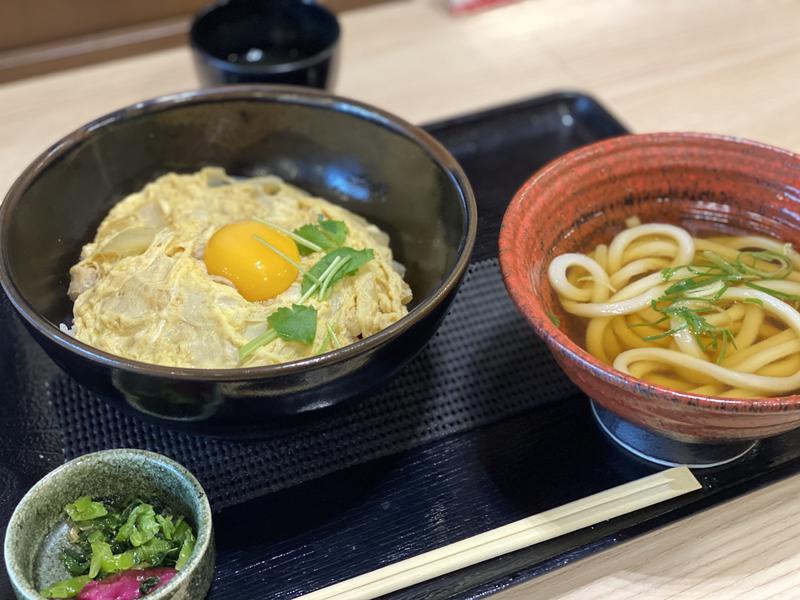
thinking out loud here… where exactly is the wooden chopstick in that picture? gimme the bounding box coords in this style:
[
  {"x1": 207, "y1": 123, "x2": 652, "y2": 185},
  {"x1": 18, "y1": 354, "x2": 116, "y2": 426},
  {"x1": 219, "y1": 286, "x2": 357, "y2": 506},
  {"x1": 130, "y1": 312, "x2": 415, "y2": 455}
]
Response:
[{"x1": 295, "y1": 466, "x2": 701, "y2": 600}]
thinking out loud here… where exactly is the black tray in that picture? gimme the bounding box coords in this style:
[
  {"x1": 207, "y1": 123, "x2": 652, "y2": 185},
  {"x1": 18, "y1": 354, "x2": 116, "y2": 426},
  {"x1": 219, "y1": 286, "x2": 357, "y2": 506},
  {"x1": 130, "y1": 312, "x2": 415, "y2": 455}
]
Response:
[{"x1": 5, "y1": 92, "x2": 800, "y2": 600}]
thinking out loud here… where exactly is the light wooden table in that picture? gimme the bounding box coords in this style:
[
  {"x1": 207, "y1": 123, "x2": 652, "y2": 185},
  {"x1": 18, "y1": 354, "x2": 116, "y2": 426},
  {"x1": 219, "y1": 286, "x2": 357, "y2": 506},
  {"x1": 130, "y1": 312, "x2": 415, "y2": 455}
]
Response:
[{"x1": 2, "y1": 0, "x2": 800, "y2": 598}]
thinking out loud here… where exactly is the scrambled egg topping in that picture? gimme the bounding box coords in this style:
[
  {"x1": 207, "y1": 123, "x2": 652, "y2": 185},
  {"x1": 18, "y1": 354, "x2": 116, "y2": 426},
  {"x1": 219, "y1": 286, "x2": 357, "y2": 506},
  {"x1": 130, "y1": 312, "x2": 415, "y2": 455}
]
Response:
[{"x1": 68, "y1": 168, "x2": 412, "y2": 368}]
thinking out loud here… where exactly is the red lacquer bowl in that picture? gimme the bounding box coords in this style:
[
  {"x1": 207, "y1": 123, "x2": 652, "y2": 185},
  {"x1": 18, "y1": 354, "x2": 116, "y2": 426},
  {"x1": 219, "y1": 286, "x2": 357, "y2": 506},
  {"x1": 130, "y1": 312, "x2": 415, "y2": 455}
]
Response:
[{"x1": 499, "y1": 132, "x2": 800, "y2": 444}]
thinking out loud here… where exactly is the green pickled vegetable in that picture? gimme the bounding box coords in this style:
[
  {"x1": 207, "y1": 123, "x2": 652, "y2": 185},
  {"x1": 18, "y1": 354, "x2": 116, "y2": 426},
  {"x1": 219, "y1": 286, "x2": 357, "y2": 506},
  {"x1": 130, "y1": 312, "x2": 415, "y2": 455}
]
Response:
[
  {"x1": 116, "y1": 503, "x2": 160, "y2": 547},
  {"x1": 174, "y1": 520, "x2": 196, "y2": 571},
  {"x1": 40, "y1": 575, "x2": 92, "y2": 598},
  {"x1": 89, "y1": 540, "x2": 112, "y2": 578},
  {"x1": 61, "y1": 547, "x2": 90, "y2": 576},
  {"x1": 39, "y1": 496, "x2": 196, "y2": 596},
  {"x1": 156, "y1": 514, "x2": 175, "y2": 540},
  {"x1": 64, "y1": 496, "x2": 107, "y2": 522}
]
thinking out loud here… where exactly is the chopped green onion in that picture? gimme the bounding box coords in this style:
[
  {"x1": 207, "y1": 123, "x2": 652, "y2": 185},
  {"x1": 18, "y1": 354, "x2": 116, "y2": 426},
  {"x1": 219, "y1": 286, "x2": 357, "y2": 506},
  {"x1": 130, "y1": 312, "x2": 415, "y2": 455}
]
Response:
[
  {"x1": 702, "y1": 251, "x2": 740, "y2": 276},
  {"x1": 644, "y1": 246, "x2": 797, "y2": 361},
  {"x1": 736, "y1": 250, "x2": 792, "y2": 279}
]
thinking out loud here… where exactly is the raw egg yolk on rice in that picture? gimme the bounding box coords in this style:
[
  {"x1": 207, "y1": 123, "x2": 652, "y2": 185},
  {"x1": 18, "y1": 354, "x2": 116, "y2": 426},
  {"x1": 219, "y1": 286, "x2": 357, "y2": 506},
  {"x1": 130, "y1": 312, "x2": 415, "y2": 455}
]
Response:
[{"x1": 204, "y1": 221, "x2": 300, "y2": 301}]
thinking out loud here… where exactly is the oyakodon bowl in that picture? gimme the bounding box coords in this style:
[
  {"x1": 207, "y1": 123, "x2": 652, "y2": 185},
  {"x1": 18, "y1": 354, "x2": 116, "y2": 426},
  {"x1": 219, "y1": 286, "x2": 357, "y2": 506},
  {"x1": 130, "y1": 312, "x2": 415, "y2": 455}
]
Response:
[
  {"x1": 0, "y1": 86, "x2": 476, "y2": 424},
  {"x1": 499, "y1": 132, "x2": 800, "y2": 445}
]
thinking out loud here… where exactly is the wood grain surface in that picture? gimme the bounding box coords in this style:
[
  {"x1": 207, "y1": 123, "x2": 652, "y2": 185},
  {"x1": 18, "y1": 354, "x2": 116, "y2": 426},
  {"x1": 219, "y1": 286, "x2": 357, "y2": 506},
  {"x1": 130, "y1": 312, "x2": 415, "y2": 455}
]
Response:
[{"x1": 1, "y1": 0, "x2": 799, "y2": 598}]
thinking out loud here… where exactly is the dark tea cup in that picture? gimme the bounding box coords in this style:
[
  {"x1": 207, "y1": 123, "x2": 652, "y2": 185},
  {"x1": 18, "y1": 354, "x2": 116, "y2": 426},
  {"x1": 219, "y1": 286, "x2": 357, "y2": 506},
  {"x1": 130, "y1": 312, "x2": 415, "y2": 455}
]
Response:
[{"x1": 190, "y1": 0, "x2": 341, "y2": 88}]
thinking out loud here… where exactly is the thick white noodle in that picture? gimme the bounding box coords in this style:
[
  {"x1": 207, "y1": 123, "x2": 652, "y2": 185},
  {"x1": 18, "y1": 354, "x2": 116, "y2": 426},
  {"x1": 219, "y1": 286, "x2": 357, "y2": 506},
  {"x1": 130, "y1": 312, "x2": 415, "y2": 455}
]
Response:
[
  {"x1": 547, "y1": 254, "x2": 611, "y2": 303},
  {"x1": 614, "y1": 287, "x2": 800, "y2": 394},
  {"x1": 561, "y1": 286, "x2": 668, "y2": 318},
  {"x1": 549, "y1": 223, "x2": 800, "y2": 396},
  {"x1": 609, "y1": 258, "x2": 670, "y2": 290},
  {"x1": 607, "y1": 223, "x2": 695, "y2": 273}
]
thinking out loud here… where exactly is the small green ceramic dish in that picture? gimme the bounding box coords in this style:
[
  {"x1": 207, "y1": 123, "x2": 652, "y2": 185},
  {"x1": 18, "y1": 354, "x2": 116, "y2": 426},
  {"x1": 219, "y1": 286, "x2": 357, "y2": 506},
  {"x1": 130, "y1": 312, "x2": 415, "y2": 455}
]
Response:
[{"x1": 4, "y1": 449, "x2": 215, "y2": 600}]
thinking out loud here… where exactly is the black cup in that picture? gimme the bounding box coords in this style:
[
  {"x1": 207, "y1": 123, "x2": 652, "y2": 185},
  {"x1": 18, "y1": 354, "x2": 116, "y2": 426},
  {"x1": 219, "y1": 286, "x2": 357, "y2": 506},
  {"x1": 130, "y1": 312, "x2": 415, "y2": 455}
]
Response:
[{"x1": 190, "y1": 0, "x2": 341, "y2": 88}]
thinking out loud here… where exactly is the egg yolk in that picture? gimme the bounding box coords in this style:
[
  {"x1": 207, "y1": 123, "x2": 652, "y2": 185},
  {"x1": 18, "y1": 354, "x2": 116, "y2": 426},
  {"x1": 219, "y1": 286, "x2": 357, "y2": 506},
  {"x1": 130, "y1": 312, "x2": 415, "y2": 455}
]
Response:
[{"x1": 204, "y1": 221, "x2": 300, "y2": 301}]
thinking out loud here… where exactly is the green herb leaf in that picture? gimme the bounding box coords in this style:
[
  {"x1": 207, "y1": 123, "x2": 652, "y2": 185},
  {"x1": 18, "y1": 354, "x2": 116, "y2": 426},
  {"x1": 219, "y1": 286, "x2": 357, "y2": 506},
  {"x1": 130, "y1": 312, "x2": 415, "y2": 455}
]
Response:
[
  {"x1": 301, "y1": 247, "x2": 374, "y2": 296},
  {"x1": 293, "y1": 217, "x2": 348, "y2": 256},
  {"x1": 40, "y1": 575, "x2": 92, "y2": 598},
  {"x1": 319, "y1": 218, "x2": 348, "y2": 244},
  {"x1": 546, "y1": 310, "x2": 560, "y2": 327},
  {"x1": 268, "y1": 304, "x2": 318, "y2": 345},
  {"x1": 65, "y1": 496, "x2": 108, "y2": 522}
]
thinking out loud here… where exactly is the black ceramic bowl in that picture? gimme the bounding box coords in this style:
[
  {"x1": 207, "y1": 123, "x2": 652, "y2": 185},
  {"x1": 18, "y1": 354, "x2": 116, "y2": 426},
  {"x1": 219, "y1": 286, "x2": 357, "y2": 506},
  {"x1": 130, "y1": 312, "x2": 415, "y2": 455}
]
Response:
[
  {"x1": 190, "y1": 0, "x2": 340, "y2": 88},
  {"x1": 0, "y1": 86, "x2": 476, "y2": 426}
]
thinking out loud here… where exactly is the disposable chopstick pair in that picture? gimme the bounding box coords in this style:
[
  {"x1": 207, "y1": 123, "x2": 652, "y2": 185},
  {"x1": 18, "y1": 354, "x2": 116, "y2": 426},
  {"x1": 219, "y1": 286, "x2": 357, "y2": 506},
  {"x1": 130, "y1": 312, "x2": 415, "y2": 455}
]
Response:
[{"x1": 295, "y1": 466, "x2": 701, "y2": 600}]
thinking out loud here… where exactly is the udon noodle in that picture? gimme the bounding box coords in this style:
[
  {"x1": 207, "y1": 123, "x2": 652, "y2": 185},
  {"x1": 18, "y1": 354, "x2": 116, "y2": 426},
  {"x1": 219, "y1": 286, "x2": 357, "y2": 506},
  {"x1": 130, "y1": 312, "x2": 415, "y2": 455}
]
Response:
[{"x1": 548, "y1": 217, "x2": 800, "y2": 398}]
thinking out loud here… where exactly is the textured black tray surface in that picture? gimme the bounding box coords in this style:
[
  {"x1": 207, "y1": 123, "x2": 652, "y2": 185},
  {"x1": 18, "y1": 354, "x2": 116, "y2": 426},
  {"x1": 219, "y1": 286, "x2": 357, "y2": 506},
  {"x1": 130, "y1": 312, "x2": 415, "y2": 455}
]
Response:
[{"x1": 5, "y1": 92, "x2": 800, "y2": 600}]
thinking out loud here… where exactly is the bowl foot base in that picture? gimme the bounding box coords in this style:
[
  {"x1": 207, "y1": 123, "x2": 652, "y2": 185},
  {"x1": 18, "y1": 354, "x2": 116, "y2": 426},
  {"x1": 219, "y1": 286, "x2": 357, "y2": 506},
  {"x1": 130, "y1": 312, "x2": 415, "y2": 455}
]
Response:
[{"x1": 590, "y1": 401, "x2": 757, "y2": 468}]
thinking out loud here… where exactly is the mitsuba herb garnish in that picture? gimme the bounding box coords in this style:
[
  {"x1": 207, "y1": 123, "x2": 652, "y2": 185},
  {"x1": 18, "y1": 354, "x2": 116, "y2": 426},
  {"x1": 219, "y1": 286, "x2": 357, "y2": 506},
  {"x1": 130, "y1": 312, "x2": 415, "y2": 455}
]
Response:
[
  {"x1": 238, "y1": 215, "x2": 374, "y2": 361},
  {"x1": 293, "y1": 216, "x2": 348, "y2": 256},
  {"x1": 301, "y1": 247, "x2": 375, "y2": 299},
  {"x1": 269, "y1": 304, "x2": 318, "y2": 345}
]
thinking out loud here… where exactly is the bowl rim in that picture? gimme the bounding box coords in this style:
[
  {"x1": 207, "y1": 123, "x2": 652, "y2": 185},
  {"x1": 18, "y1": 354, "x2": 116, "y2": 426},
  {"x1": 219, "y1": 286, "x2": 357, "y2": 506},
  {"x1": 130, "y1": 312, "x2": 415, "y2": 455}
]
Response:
[
  {"x1": 3, "y1": 449, "x2": 213, "y2": 600},
  {"x1": 498, "y1": 130, "x2": 800, "y2": 414},
  {"x1": 0, "y1": 84, "x2": 478, "y2": 381},
  {"x1": 189, "y1": 0, "x2": 341, "y2": 76}
]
